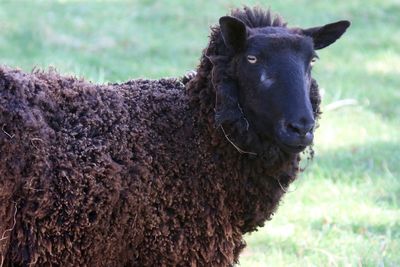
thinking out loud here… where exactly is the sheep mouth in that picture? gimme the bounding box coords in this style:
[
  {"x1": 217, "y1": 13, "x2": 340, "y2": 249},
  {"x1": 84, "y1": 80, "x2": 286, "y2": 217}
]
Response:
[
  {"x1": 255, "y1": 132, "x2": 309, "y2": 154},
  {"x1": 276, "y1": 141, "x2": 307, "y2": 154},
  {"x1": 274, "y1": 134, "x2": 313, "y2": 153}
]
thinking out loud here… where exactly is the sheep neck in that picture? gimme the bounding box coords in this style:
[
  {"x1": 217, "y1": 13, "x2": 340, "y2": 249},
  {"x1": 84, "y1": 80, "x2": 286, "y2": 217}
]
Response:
[{"x1": 185, "y1": 58, "x2": 301, "y2": 233}]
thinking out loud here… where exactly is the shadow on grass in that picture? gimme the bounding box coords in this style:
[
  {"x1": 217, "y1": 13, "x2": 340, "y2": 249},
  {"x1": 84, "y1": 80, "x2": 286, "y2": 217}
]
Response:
[
  {"x1": 311, "y1": 218, "x2": 400, "y2": 238},
  {"x1": 304, "y1": 139, "x2": 400, "y2": 208},
  {"x1": 310, "y1": 139, "x2": 400, "y2": 180}
]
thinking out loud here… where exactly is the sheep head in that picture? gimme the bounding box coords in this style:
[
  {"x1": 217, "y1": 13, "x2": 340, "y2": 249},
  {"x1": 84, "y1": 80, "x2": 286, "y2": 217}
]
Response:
[{"x1": 214, "y1": 16, "x2": 350, "y2": 155}]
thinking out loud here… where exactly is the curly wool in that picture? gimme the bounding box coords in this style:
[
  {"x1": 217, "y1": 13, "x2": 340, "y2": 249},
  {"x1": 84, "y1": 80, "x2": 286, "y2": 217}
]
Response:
[{"x1": 0, "y1": 7, "x2": 322, "y2": 267}]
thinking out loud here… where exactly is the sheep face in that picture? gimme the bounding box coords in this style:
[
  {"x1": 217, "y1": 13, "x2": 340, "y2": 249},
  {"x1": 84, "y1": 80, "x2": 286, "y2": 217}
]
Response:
[{"x1": 219, "y1": 17, "x2": 350, "y2": 154}]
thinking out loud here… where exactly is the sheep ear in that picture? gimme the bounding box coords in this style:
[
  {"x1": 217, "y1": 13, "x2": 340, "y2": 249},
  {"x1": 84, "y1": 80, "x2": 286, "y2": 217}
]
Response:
[
  {"x1": 219, "y1": 16, "x2": 247, "y2": 52},
  {"x1": 302, "y1": 20, "x2": 350, "y2": 49}
]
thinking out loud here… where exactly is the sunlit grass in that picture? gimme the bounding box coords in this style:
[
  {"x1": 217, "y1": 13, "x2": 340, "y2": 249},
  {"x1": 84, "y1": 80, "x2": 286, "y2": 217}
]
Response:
[
  {"x1": 0, "y1": 0, "x2": 399, "y2": 266},
  {"x1": 366, "y1": 53, "x2": 400, "y2": 75}
]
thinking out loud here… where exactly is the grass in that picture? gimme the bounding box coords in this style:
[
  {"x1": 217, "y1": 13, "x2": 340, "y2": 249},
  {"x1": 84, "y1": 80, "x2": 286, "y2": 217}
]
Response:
[{"x1": 0, "y1": 0, "x2": 399, "y2": 266}]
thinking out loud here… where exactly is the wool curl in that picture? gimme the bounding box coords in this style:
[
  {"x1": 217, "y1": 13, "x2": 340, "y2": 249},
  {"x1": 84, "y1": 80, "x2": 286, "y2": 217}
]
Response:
[{"x1": 0, "y1": 6, "x2": 321, "y2": 267}]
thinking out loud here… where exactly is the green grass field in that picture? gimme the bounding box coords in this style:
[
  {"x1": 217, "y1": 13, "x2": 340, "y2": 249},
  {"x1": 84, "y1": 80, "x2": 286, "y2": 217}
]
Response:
[{"x1": 0, "y1": 0, "x2": 399, "y2": 266}]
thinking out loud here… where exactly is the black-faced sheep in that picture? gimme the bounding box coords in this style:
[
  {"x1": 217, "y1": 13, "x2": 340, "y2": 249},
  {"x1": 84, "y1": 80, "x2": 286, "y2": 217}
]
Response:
[{"x1": 0, "y1": 6, "x2": 350, "y2": 267}]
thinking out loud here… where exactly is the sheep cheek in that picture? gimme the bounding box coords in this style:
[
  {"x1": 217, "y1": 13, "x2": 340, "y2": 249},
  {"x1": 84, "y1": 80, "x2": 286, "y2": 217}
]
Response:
[{"x1": 260, "y1": 72, "x2": 274, "y2": 88}]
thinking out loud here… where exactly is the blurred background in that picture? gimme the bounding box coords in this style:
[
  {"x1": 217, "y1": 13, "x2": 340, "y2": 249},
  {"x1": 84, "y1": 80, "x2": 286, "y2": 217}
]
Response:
[{"x1": 0, "y1": 0, "x2": 399, "y2": 266}]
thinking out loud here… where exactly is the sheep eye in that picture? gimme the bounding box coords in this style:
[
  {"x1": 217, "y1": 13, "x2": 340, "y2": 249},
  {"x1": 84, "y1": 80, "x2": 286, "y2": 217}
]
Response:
[
  {"x1": 310, "y1": 56, "x2": 318, "y2": 66},
  {"x1": 247, "y1": 55, "x2": 257, "y2": 64}
]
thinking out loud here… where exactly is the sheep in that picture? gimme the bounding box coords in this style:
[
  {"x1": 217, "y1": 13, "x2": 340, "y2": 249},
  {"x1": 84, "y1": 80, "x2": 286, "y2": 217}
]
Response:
[{"x1": 0, "y1": 6, "x2": 350, "y2": 267}]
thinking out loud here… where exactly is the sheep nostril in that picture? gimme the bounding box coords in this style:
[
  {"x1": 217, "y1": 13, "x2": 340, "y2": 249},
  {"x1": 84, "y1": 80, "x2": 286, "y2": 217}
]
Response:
[{"x1": 287, "y1": 122, "x2": 314, "y2": 137}]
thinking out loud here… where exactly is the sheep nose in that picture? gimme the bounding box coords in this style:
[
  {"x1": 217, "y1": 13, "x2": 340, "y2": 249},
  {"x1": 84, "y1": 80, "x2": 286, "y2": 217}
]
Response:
[{"x1": 287, "y1": 120, "x2": 315, "y2": 137}]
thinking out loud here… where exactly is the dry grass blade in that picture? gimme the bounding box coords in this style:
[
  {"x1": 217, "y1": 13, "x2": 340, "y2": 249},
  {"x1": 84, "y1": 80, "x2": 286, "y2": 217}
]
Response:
[{"x1": 1, "y1": 125, "x2": 14, "y2": 139}]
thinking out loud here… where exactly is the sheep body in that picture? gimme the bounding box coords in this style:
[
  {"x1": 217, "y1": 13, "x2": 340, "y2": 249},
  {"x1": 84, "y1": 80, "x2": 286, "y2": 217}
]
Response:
[
  {"x1": 0, "y1": 65, "x2": 294, "y2": 266},
  {"x1": 0, "y1": 67, "x2": 271, "y2": 266},
  {"x1": 0, "y1": 7, "x2": 327, "y2": 266}
]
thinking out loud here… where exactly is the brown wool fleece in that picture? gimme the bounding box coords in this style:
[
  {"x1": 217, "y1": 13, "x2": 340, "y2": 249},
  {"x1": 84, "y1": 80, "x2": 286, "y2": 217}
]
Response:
[{"x1": 0, "y1": 7, "x2": 321, "y2": 267}]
